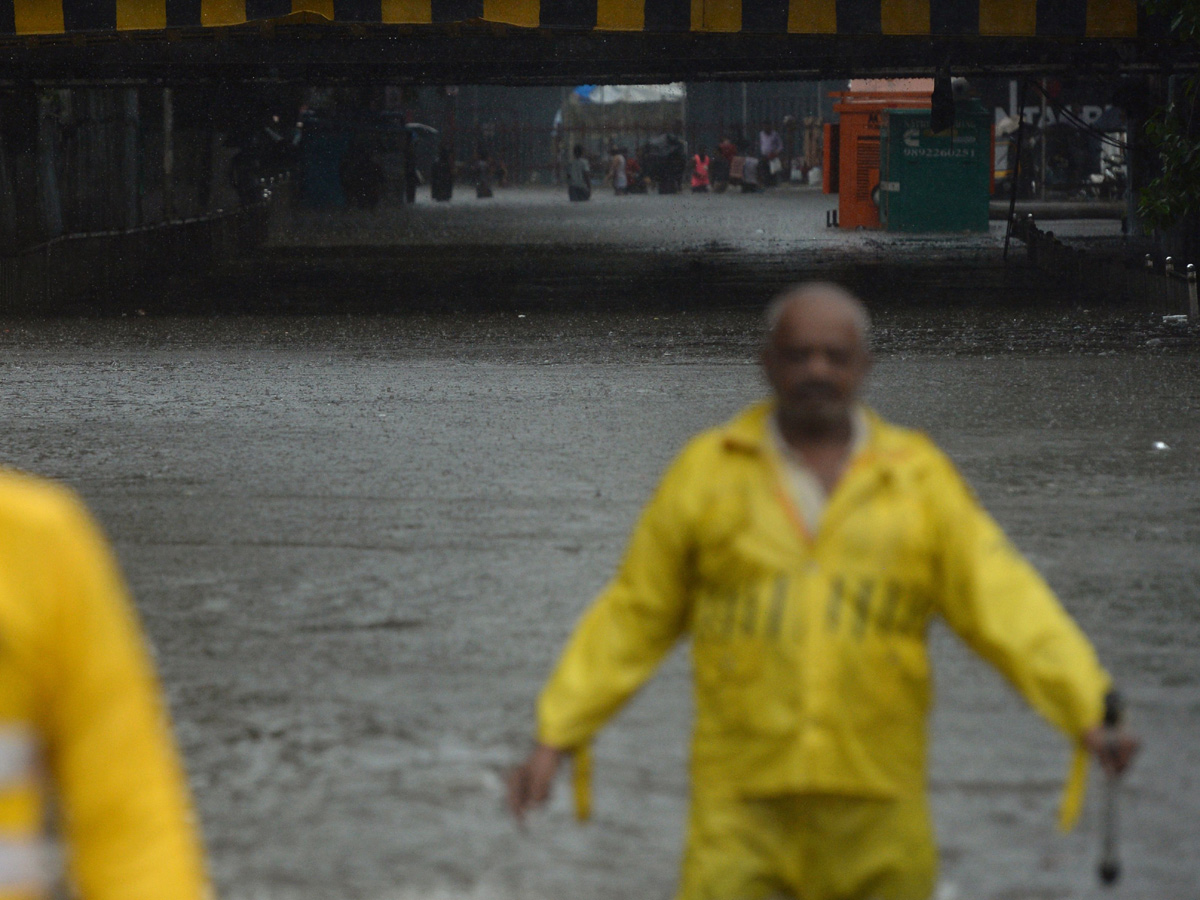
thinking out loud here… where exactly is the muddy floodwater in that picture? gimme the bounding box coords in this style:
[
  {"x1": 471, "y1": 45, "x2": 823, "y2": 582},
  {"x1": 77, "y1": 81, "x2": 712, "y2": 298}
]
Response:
[{"x1": 1, "y1": 187, "x2": 1198, "y2": 900}]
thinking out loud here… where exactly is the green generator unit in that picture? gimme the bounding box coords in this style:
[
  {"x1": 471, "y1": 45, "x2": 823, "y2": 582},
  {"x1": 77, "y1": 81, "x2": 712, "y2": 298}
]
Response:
[{"x1": 879, "y1": 102, "x2": 992, "y2": 233}]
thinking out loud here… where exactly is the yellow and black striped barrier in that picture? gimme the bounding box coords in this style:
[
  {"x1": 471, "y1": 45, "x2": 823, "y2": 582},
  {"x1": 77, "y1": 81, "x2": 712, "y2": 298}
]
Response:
[{"x1": 0, "y1": 0, "x2": 1142, "y2": 38}]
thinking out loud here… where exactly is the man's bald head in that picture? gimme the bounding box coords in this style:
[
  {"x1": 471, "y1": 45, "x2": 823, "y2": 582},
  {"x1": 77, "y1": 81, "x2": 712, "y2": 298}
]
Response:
[
  {"x1": 764, "y1": 282, "x2": 872, "y2": 350},
  {"x1": 761, "y1": 282, "x2": 872, "y2": 438}
]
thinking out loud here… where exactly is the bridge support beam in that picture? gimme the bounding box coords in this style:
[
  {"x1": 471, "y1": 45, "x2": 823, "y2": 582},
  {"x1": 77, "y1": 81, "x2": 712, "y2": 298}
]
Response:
[
  {"x1": 36, "y1": 91, "x2": 63, "y2": 239},
  {"x1": 121, "y1": 88, "x2": 140, "y2": 230},
  {"x1": 162, "y1": 87, "x2": 174, "y2": 221},
  {"x1": 0, "y1": 112, "x2": 15, "y2": 245}
]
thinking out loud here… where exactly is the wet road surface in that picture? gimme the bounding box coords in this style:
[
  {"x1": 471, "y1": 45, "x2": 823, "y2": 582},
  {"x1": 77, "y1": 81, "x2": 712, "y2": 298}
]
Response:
[{"x1": 1, "y1": 187, "x2": 1198, "y2": 899}]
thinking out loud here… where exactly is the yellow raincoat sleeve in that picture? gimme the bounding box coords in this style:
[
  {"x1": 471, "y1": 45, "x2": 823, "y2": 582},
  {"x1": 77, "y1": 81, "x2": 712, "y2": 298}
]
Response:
[
  {"x1": 536, "y1": 441, "x2": 703, "y2": 753},
  {"x1": 42, "y1": 490, "x2": 211, "y2": 900},
  {"x1": 926, "y1": 451, "x2": 1110, "y2": 828}
]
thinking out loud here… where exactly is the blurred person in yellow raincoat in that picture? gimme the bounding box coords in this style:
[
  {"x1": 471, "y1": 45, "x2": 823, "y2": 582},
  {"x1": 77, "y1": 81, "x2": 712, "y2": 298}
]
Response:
[
  {"x1": 0, "y1": 471, "x2": 210, "y2": 900},
  {"x1": 508, "y1": 283, "x2": 1138, "y2": 900}
]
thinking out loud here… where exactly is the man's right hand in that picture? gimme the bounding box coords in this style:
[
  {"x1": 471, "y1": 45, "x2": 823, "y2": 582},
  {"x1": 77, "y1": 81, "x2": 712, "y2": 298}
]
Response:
[{"x1": 506, "y1": 743, "x2": 564, "y2": 824}]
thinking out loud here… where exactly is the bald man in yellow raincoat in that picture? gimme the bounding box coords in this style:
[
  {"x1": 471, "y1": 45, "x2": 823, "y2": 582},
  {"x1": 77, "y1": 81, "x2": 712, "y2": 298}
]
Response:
[
  {"x1": 0, "y1": 470, "x2": 210, "y2": 900},
  {"x1": 508, "y1": 283, "x2": 1137, "y2": 900}
]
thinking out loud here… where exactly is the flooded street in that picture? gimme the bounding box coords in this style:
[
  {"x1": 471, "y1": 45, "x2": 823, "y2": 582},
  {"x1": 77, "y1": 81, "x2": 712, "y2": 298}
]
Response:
[{"x1": 1, "y1": 187, "x2": 1197, "y2": 899}]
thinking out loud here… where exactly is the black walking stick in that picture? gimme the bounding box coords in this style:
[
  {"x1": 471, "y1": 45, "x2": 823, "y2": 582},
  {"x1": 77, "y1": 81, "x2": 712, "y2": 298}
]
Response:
[{"x1": 1097, "y1": 690, "x2": 1123, "y2": 886}]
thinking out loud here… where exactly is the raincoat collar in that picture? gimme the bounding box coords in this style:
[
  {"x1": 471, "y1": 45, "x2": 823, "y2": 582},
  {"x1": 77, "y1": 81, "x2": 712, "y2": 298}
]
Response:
[
  {"x1": 719, "y1": 400, "x2": 916, "y2": 546},
  {"x1": 719, "y1": 399, "x2": 893, "y2": 460}
]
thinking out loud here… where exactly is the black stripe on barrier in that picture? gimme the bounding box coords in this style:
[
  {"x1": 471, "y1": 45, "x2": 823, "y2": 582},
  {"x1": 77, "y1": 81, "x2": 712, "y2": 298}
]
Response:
[
  {"x1": 333, "y1": 0, "x2": 381, "y2": 22},
  {"x1": 930, "y1": 0, "x2": 977, "y2": 35},
  {"x1": 431, "y1": 0, "x2": 484, "y2": 22},
  {"x1": 644, "y1": 0, "x2": 691, "y2": 32},
  {"x1": 1037, "y1": 0, "x2": 1086, "y2": 36},
  {"x1": 539, "y1": 0, "x2": 595, "y2": 29},
  {"x1": 63, "y1": 0, "x2": 117, "y2": 31},
  {"x1": 0, "y1": 0, "x2": 15, "y2": 34},
  {"x1": 836, "y1": 0, "x2": 881, "y2": 34},
  {"x1": 166, "y1": 0, "x2": 203, "y2": 27},
  {"x1": 741, "y1": 0, "x2": 788, "y2": 34},
  {"x1": 245, "y1": 0, "x2": 291, "y2": 20}
]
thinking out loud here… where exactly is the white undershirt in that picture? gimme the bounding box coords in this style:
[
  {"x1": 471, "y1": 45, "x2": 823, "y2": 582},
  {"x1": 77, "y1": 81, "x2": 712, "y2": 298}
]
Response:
[{"x1": 769, "y1": 408, "x2": 869, "y2": 534}]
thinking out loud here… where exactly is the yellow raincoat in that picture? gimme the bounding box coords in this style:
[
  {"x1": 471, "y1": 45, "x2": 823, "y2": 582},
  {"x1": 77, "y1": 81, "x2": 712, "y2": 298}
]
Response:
[
  {"x1": 538, "y1": 402, "x2": 1109, "y2": 895},
  {"x1": 0, "y1": 470, "x2": 210, "y2": 900}
]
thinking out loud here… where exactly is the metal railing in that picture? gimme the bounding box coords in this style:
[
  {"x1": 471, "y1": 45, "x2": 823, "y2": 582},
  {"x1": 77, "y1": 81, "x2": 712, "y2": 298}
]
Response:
[
  {"x1": 1129, "y1": 255, "x2": 1199, "y2": 322},
  {"x1": 1007, "y1": 213, "x2": 1198, "y2": 320},
  {"x1": 0, "y1": 199, "x2": 271, "y2": 314}
]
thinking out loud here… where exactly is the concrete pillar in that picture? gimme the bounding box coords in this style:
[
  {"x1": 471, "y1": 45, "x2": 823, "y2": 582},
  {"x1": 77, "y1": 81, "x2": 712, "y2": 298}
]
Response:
[
  {"x1": 0, "y1": 102, "x2": 17, "y2": 245},
  {"x1": 121, "y1": 88, "x2": 141, "y2": 229},
  {"x1": 36, "y1": 91, "x2": 63, "y2": 239},
  {"x1": 1038, "y1": 79, "x2": 1047, "y2": 201},
  {"x1": 83, "y1": 89, "x2": 107, "y2": 231},
  {"x1": 162, "y1": 87, "x2": 174, "y2": 221}
]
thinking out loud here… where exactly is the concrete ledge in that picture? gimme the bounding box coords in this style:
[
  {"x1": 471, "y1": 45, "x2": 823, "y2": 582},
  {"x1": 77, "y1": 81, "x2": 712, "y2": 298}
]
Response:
[{"x1": 990, "y1": 200, "x2": 1126, "y2": 221}]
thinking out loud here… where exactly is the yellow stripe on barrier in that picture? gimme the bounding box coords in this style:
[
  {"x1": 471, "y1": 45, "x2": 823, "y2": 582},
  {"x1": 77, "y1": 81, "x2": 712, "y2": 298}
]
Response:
[
  {"x1": 881, "y1": 0, "x2": 929, "y2": 35},
  {"x1": 788, "y1": 0, "x2": 835, "y2": 34},
  {"x1": 293, "y1": 0, "x2": 335, "y2": 21},
  {"x1": 0, "y1": 0, "x2": 1146, "y2": 38},
  {"x1": 201, "y1": 0, "x2": 246, "y2": 26},
  {"x1": 382, "y1": 0, "x2": 432, "y2": 23},
  {"x1": 693, "y1": 0, "x2": 740, "y2": 32},
  {"x1": 117, "y1": 0, "x2": 166, "y2": 30},
  {"x1": 13, "y1": 0, "x2": 64, "y2": 34},
  {"x1": 1086, "y1": 0, "x2": 1137, "y2": 37},
  {"x1": 483, "y1": 0, "x2": 539, "y2": 28},
  {"x1": 979, "y1": 0, "x2": 1035, "y2": 36},
  {"x1": 597, "y1": 0, "x2": 643, "y2": 31}
]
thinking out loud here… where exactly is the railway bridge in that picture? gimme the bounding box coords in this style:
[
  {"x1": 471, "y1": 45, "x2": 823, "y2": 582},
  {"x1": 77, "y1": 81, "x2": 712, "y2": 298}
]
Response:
[
  {"x1": 0, "y1": 0, "x2": 1184, "y2": 82},
  {"x1": 0, "y1": 0, "x2": 1194, "y2": 311}
]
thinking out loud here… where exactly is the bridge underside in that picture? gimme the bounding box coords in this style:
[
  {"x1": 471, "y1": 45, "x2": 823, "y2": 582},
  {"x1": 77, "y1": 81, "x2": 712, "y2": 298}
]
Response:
[
  {"x1": 0, "y1": 24, "x2": 1188, "y2": 84},
  {"x1": 0, "y1": 0, "x2": 1192, "y2": 84}
]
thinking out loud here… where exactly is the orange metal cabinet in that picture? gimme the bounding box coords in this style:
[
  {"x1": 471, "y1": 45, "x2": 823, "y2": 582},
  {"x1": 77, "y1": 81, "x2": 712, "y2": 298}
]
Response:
[
  {"x1": 831, "y1": 92, "x2": 930, "y2": 229},
  {"x1": 822, "y1": 122, "x2": 839, "y2": 194}
]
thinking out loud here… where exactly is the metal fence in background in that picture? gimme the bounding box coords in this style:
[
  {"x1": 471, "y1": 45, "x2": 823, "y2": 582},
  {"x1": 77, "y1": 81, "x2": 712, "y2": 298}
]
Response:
[
  {"x1": 1008, "y1": 213, "x2": 1198, "y2": 320},
  {"x1": 0, "y1": 200, "x2": 271, "y2": 314}
]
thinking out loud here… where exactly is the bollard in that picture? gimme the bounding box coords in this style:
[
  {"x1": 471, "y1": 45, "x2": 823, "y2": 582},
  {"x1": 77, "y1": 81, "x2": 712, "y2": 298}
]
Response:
[
  {"x1": 1166, "y1": 257, "x2": 1176, "y2": 313},
  {"x1": 1189, "y1": 264, "x2": 1198, "y2": 322}
]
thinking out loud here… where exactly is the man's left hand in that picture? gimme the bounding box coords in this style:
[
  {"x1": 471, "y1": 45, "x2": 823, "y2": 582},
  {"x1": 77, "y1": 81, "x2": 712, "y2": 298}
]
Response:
[{"x1": 1082, "y1": 725, "x2": 1141, "y2": 777}]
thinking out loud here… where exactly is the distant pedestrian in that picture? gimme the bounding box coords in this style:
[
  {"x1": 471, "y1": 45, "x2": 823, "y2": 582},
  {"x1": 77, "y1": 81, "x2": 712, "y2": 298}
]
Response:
[
  {"x1": 760, "y1": 120, "x2": 783, "y2": 187},
  {"x1": 606, "y1": 146, "x2": 628, "y2": 196},
  {"x1": 475, "y1": 150, "x2": 493, "y2": 199},
  {"x1": 691, "y1": 148, "x2": 711, "y2": 193},
  {"x1": 567, "y1": 144, "x2": 591, "y2": 202},
  {"x1": 711, "y1": 137, "x2": 735, "y2": 193},
  {"x1": 431, "y1": 144, "x2": 454, "y2": 202},
  {"x1": 626, "y1": 150, "x2": 647, "y2": 194},
  {"x1": 742, "y1": 153, "x2": 761, "y2": 193},
  {"x1": 403, "y1": 126, "x2": 419, "y2": 204},
  {"x1": 339, "y1": 139, "x2": 384, "y2": 210}
]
